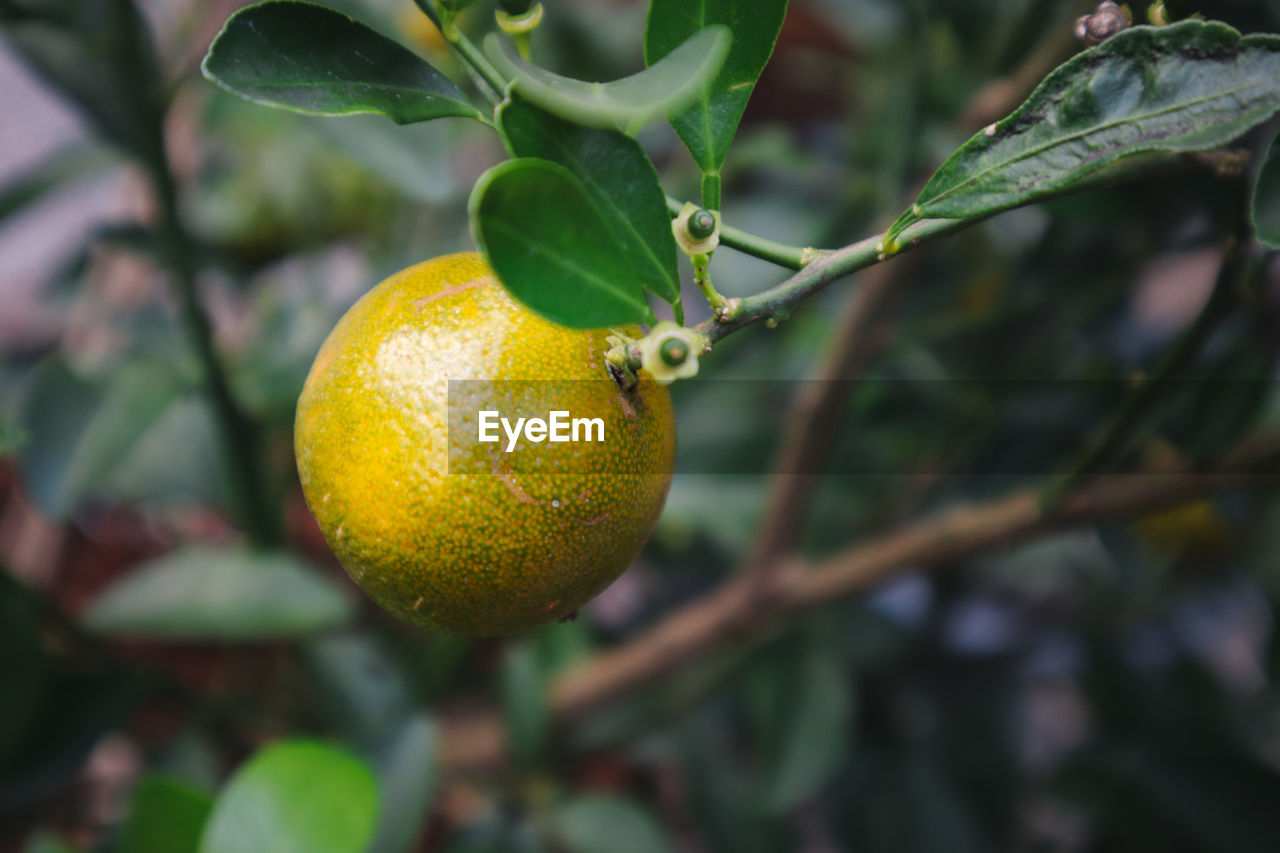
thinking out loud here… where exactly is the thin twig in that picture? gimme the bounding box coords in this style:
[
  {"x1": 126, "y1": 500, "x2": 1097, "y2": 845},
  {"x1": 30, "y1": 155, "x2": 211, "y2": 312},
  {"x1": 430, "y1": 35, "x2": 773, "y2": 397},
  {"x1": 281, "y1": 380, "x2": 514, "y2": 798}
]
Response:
[{"x1": 438, "y1": 429, "x2": 1280, "y2": 770}]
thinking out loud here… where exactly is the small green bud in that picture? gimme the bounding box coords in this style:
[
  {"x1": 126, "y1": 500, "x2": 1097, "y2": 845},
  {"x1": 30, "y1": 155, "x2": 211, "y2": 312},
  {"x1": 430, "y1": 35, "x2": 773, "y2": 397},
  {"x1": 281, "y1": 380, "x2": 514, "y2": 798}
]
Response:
[
  {"x1": 686, "y1": 209, "x2": 717, "y2": 241},
  {"x1": 659, "y1": 337, "x2": 689, "y2": 367}
]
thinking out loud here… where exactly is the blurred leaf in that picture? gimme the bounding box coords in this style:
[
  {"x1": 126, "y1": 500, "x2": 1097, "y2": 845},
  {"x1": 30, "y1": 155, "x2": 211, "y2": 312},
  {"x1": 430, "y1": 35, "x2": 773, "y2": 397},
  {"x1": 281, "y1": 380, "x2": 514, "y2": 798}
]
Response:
[
  {"x1": 0, "y1": 142, "x2": 114, "y2": 228},
  {"x1": 887, "y1": 22, "x2": 1280, "y2": 243},
  {"x1": 83, "y1": 547, "x2": 353, "y2": 640},
  {"x1": 366, "y1": 715, "x2": 438, "y2": 853},
  {"x1": 678, "y1": 715, "x2": 775, "y2": 853},
  {"x1": 484, "y1": 26, "x2": 731, "y2": 135},
  {"x1": 1252, "y1": 130, "x2": 1280, "y2": 248},
  {"x1": 552, "y1": 796, "x2": 673, "y2": 853},
  {"x1": 101, "y1": 398, "x2": 235, "y2": 513},
  {"x1": 311, "y1": 115, "x2": 461, "y2": 205},
  {"x1": 751, "y1": 642, "x2": 853, "y2": 813},
  {"x1": 0, "y1": 414, "x2": 23, "y2": 456},
  {"x1": 644, "y1": 0, "x2": 788, "y2": 173},
  {"x1": 117, "y1": 776, "x2": 213, "y2": 853},
  {"x1": 442, "y1": 815, "x2": 548, "y2": 853},
  {"x1": 0, "y1": 0, "x2": 165, "y2": 162},
  {"x1": 304, "y1": 633, "x2": 414, "y2": 744},
  {"x1": 202, "y1": 0, "x2": 483, "y2": 125},
  {"x1": 499, "y1": 96, "x2": 678, "y2": 304},
  {"x1": 0, "y1": 572, "x2": 52, "y2": 769},
  {"x1": 500, "y1": 641, "x2": 548, "y2": 769},
  {"x1": 16, "y1": 358, "x2": 181, "y2": 519},
  {"x1": 199, "y1": 740, "x2": 378, "y2": 853},
  {"x1": 469, "y1": 158, "x2": 658, "y2": 327},
  {"x1": 21, "y1": 832, "x2": 78, "y2": 853}
]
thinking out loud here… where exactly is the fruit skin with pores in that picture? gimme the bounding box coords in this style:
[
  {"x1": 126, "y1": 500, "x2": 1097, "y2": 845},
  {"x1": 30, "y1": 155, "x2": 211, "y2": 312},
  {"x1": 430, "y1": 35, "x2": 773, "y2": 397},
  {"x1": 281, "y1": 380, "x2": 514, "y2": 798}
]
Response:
[{"x1": 294, "y1": 252, "x2": 676, "y2": 636}]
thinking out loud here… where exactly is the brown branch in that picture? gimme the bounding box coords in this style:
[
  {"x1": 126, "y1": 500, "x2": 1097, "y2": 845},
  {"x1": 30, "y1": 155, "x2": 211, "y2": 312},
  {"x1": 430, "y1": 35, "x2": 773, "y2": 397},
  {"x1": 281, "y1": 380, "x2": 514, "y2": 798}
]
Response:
[{"x1": 438, "y1": 429, "x2": 1280, "y2": 771}]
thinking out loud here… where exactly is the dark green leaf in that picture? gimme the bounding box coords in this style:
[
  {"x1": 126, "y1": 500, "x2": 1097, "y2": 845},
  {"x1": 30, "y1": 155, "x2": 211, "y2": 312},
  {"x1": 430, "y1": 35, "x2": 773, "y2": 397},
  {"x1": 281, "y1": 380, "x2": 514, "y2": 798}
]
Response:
[
  {"x1": 753, "y1": 645, "x2": 853, "y2": 812},
  {"x1": 0, "y1": 571, "x2": 52, "y2": 769},
  {"x1": 366, "y1": 715, "x2": 438, "y2": 853},
  {"x1": 16, "y1": 358, "x2": 181, "y2": 519},
  {"x1": 887, "y1": 22, "x2": 1280, "y2": 243},
  {"x1": 303, "y1": 633, "x2": 414, "y2": 743},
  {"x1": 83, "y1": 547, "x2": 353, "y2": 640},
  {"x1": 199, "y1": 741, "x2": 378, "y2": 853},
  {"x1": 644, "y1": 0, "x2": 788, "y2": 173},
  {"x1": 118, "y1": 776, "x2": 213, "y2": 853},
  {"x1": 500, "y1": 641, "x2": 548, "y2": 769},
  {"x1": 484, "y1": 26, "x2": 731, "y2": 135},
  {"x1": 202, "y1": 0, "x2": 483, "y2": 125},
  {"x1": 499, "y1": 96, "x2": 679, "y2": 304},
  {"x1": 553, "y1": 796, "x2": 673, "y2": 853},
  {"x1": 1252, "y1": 130, "x2": 1280, "y2": 248},
  {"x1": 469, "y1": 158, "x2": 658, "y2": 327},
  {"x1": 0, "y1": 0, "x2": 165, "y2": 162}
]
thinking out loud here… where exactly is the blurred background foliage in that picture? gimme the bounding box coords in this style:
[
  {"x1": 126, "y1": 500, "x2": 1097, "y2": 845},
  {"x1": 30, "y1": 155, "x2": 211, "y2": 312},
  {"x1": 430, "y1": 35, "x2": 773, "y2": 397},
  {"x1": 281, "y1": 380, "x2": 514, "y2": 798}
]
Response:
[{"x1": 2, "y1": 0, "x2": 1280, "y2": 851}]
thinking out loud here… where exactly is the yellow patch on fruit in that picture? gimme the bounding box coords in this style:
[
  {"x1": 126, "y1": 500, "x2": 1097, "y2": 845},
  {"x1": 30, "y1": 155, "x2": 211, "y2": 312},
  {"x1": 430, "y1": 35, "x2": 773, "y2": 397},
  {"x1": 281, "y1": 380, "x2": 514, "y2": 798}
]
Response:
[{"x1": 295, "y1": 253, "x2": 676, "y2": 636}]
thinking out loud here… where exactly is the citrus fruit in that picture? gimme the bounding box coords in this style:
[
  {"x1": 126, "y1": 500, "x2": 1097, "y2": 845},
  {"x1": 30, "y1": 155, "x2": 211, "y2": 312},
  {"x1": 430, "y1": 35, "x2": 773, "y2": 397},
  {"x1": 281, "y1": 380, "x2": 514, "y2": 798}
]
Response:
[{"x1": 294, "y1": 252, "x2": 676, "y2": 636}]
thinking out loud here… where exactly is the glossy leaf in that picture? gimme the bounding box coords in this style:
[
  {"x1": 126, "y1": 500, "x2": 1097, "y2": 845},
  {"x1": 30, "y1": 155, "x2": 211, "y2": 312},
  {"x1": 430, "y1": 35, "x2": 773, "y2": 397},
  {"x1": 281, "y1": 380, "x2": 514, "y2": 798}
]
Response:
[
  {"x1": 887, "y1": 21, "x2": 1280, "y2": 243},
  {"x1": 484, "y1": 26, "x2": 731, "y2": 135},
  {"x1": 199, "y1": 741, "x2": 378, "y2": 853},
  {"x1": 366, "y1": 715, "x2": 439, "y2": 853},
  {"x1": 1252, "y1": 131, "x2": 1280, "y2": 248},
  {"x1": 83, "y1": 547, "x2": 353, "y2": 640},
  {"x1": 16, "y1": 358, "x2": 181, "y2": 519},
  {"x1": 0, "y1": 0, "x2": 166, "y2": 162},
  {"x1": 117, "y1": 776, "x2": 213, "y2": 853},
  {"x1": 553, "y1": 796, "x2": 673, "y2": 853},
  {"x1": 644, "y1": 0, "x2": 788, "y2": 173},
  {"x1": 202, "y1": 0, "x2": 483, "y2": 125},
  {"x1": 469, "y1": 158, "x2": 657, "y2": 327},
  {"x1": 499, "y1": 96, "x2": 679, "y2": 303}
]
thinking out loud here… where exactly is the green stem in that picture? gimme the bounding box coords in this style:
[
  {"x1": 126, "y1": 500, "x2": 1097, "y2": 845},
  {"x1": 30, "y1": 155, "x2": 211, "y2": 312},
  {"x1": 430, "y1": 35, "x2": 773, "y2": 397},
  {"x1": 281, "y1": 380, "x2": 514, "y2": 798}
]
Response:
[
  {"x1": 701, "y1": 172, "x2": 721, "y2": 212},
  {"x1": 694, "y1": 217, "x2": 965, "y2": 345},
  {"x1": 666, "y1": 196, "x2": 816, "y2": 270},
  {"x1": 148, "y1": 147, "x2": 279, "y2": 548},
  {"x1": 416, "y1": 1, "x2": 507, "y2": 97},
  {"x1": 693, "y1": 253, "x2": 726, "y2": 309}
]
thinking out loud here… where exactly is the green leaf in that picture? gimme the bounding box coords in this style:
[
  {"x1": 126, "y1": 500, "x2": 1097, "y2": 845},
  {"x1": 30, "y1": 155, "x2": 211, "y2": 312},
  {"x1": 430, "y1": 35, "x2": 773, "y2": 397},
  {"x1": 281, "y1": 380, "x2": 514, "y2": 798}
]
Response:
[
  {"x1": 500, "y1": 641, "x2": 548, "y2": 769},
  {"x1": 83, "y1": 547, "x2": 353, "y2": 640},
  {"x1": 752, "y1": 645, "x2": 853, "y2": 812},
  {"x1": 201, "y1": 0, "x2": 483, "y2": 125},
  {"x1": 644, "y1": 0, "x2": 788, "y2": 174},
  {"x1": 118, "y1": 776, "x2": 213, "y2": 853},
  {"x1": 484, "y1": 26, "x2": 731, "y2": 135},
  {"x1": 303, "y1": 633, "x2": 414, "y2": 743},
  {"x1": 1252, "y1": 130, "x2": 1280, "y2": 248},
  {"x1": 887, "y1": 21, "x2": 1280, "y2": 243},
  {"x1": 199, "y1": 741, "x2": 378, "y2": 853},
  {"x1": 0, "y1": 142, "x2": 115, "y2": 229},
  {"x1": 0, "y1": 0, "x2": 166, "y2": 162},
  {"x1": 499, "y1": 96, "x2": 679, "y2": 304},
  {"x1": 366, "y1": 715, "x2": 438, "y2": 853},
  {"x1": 469, "y1": 158, "x2": 658, "y2": 327},
  {"x1": 16, "y1": 358, "x2": 181, "y2": 519},
  {"x1": 553, "y1": 796, "x2": 673, "y2": 853}
]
